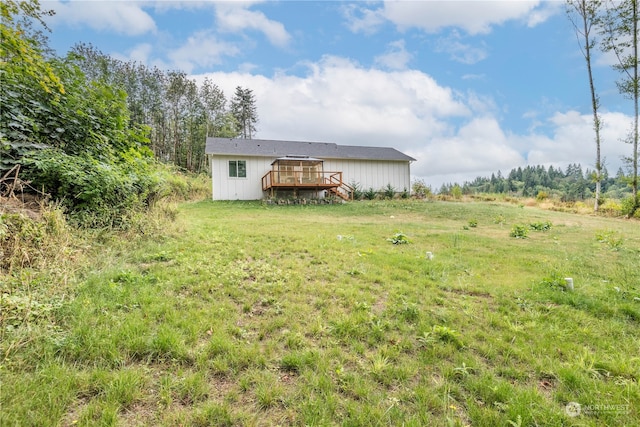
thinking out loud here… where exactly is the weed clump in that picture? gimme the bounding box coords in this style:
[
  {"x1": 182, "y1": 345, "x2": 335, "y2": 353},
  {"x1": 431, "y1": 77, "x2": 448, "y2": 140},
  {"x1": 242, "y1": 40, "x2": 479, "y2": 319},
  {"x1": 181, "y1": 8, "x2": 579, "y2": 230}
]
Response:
[
  {"x1": 538, "y1": 273, "x2": 569, "y2": 291},
  {"x1": 595, "y1": 229, "x2": 623, "y2": 251},
  {"x1": 529, "y1": 221, "x2": 552, "y2": 231},
  {"x1": 432, "y1": 325, "x2": 464, "y2": 349},
  {"x1": 0, "y1": 207, "x2": 70, "y2": 272},
  {"x1": 387, "y1": 232, "x2": 410, "y2": 244},
  {"x1": 509, "y1": 224, "x2": 529, "y2": 239}
]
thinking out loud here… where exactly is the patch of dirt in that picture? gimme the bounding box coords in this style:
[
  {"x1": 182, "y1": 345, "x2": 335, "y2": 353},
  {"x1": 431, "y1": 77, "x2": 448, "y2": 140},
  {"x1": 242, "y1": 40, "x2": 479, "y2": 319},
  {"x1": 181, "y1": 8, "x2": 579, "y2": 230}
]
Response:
[
  {"x1": 444, "y1": 287, "x2": 493, "y2": 299},
  {"x1": 0, "y1": 195, "x2": 44, "y2": 220},
  {"x1": 536, "y1": 372, "x2": 558, "y2": 399},
  {"x1": 372, "y1": 292, "x2": 389, "y2": 315}
]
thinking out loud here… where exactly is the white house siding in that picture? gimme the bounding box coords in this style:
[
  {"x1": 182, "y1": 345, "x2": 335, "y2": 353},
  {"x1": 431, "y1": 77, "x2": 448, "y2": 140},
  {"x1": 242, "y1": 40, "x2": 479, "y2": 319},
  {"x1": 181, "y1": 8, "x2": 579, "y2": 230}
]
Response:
[
  {"x1": 210, "y1": 155, "x2": 412, "y2": 200},
  {"x1": 211, "y1": 155, "x2": 272, "y2": 200},
  {"x1": 322, "y1": 159, "x2": 411, "y2": 193}
]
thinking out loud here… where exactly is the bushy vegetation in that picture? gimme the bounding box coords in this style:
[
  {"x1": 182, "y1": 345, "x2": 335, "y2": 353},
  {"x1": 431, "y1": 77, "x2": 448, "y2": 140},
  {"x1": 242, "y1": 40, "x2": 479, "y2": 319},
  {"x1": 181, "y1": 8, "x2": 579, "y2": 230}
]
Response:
[
  {"x1": 23, "y1": 150, "x2": 157, "y2": 227},
  {"x1": 350, "y1": 182, "x2": 409, "y2": 200},
  {"x1": 0, "y1": 0, "x2": 216, "y2": 228},
  {"x1": 0, "y1": 206, "x2": 70, "y2": 272},
  {"x1": 411, "y1": 179, "x2": 433, "y2": 199}
]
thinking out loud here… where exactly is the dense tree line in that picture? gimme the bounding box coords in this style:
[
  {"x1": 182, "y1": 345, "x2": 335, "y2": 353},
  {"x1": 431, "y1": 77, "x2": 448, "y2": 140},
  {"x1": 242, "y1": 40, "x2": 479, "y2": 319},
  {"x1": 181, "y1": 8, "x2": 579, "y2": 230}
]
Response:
[
  {"x1": 69, "y1": 43, "x2": 258, "y2": 173},
  {"x1": 439, "y1": 164, "x2": 633, "y2": 203}
]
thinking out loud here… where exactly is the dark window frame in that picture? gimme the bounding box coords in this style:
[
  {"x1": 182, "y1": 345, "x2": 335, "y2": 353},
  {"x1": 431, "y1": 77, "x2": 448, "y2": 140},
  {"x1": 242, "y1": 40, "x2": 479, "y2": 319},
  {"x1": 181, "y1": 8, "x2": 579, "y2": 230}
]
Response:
[{"x1": 229, "y1": 160, "x2": 247, "y2": 178}]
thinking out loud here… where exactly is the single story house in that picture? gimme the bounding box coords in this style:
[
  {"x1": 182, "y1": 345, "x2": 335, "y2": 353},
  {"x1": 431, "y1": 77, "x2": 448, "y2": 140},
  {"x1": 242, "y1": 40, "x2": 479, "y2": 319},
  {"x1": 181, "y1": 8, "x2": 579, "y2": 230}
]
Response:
[{"x1": 205, "y1": 137, "x2": 416, "y2": 201}]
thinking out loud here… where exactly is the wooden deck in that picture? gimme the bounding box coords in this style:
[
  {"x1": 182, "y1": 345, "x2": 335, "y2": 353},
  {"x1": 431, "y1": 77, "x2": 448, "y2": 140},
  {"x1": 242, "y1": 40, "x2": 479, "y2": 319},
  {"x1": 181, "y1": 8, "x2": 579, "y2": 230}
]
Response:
[{"x1": 261, "y1": 171, "x2": 353, "y2": 200}]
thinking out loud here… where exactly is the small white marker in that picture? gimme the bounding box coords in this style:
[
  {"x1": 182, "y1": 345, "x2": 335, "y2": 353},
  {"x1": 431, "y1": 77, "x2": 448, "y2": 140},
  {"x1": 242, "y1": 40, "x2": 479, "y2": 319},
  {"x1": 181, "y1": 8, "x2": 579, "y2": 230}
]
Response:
[{"x1": 565, "y1": 277, "x2": 574, "y2": 291}]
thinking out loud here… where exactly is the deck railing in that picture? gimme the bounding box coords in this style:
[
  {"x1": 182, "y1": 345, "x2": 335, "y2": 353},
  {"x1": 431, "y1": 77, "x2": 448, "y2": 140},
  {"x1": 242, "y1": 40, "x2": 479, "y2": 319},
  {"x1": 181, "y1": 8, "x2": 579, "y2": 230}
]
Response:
[{"x1": 261, "y1": 170, "x2": 344, "y2": 190}]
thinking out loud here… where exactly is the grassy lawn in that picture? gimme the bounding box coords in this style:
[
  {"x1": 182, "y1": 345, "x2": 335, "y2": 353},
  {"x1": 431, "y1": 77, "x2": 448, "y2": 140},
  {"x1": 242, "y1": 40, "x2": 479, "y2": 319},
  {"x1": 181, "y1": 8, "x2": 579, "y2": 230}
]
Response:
[{"x1": 2, "y1": 199, "x2": 639, "y2": 426}]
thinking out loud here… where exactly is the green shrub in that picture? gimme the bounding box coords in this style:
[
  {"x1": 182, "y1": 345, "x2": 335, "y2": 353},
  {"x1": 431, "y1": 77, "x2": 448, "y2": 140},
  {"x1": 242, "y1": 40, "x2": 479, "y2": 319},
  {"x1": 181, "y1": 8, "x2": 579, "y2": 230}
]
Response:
[
  {"x1": 510, "y1": 224, "x2": 529, "y2": 239},
  {"x1": 157, "y1": 167, "x2": 210, "y2": 202},
  {"x1": 364, "y1": 187, "x2": 377, "y2": 200},
  {"x1": 529, "y1": 221, "x2": 552, "y2": 231},
  {"x1": 538, "y1": 273, "x2": 568, "y2": 291},
  {"x1": 536, "y1": 191, "x2": 548, "y2": 201},
  {"x1": 23, "y1": 149, "x2": 164, "y2": 228},
  {"x1": 451, "y1": 184, "x2": 462, "y2": 200},
  {"x1": 595, "y1": 229, "x2": 623, "y2": 251},
  {"x1": 383, "y1": 183, "x2": 396, "y2": 199},
  {"x1": 350, "y1": 182, "x2": 364, "y2": 201},
  {"x1": 387, "y1": 232, "x2": 410, "y2": 244},
  {"x1": 432, "y1": 325, "x2": 464, "y2": 349},
  {"x1": 411, "y1": 179, "x2": 432, "y2": 199},
  {"x1": 600, "y1": 199, "x2": 622, "y2": 215},
  {"x1": 620, "y1": 195, "x2": 640, "y2": 217}
]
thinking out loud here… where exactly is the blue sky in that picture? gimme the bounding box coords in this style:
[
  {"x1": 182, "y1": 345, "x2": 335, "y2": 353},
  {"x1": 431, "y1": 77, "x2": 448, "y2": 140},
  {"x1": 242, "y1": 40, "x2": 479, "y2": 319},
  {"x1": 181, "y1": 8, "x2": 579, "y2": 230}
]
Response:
[{"x1": 42, "y1": 0, "x2": 635, "y2": 188}]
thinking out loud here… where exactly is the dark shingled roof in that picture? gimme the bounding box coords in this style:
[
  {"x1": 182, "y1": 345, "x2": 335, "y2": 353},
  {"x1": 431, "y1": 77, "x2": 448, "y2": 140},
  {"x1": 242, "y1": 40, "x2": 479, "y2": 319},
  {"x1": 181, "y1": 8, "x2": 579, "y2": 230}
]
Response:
[{"x1": 205, "y1": 138, "x2": 416, "y2": 162}]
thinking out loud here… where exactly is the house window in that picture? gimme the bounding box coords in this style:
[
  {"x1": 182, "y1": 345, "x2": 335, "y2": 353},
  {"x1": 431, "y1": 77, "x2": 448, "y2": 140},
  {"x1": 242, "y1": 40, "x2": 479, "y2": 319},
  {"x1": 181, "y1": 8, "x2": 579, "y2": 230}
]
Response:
[{"x1": 229, "y1": 160, "x2": 246, "y2": 178}]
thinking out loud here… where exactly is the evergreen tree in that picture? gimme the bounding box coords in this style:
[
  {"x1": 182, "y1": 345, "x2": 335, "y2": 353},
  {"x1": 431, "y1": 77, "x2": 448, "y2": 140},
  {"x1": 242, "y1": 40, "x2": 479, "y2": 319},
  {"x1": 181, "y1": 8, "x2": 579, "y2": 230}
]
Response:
[{"x1": 230, "y1": 86, "x2": 258, "y2": 139}]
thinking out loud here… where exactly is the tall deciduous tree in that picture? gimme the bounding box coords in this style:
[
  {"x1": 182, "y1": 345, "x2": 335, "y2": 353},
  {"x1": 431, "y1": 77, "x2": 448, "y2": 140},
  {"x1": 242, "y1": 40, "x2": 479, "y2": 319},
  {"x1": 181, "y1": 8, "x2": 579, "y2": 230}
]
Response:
[
  {"x1": 164, "y1": 71, "x2": 192, "y2": 170},
  {"x1": 0, "y1": 0, "x2": 63, "y2": 173},
  {"x1": 567, "y1": 0, "x2": 605, "y2": 212},
  {"x1": 231, "y1": 86, "x2": 258, "y2": 139},
  {"x1": 0, "y1": 0, "x2": 60, "y2": 94},
  {"x1": 199, "y1": 77, "x2": 227, "y2": 137},
  {"x1": 598, "y1": 0, "x2": 639, "y2": 215}
]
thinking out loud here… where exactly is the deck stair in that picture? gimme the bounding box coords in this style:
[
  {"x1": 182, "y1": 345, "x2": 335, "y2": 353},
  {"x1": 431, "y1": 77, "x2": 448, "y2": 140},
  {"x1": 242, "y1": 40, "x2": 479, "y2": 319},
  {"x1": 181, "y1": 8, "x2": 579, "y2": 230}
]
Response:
[{"x1": 327, "y1": 182, "x2": 354, "y2": 200}]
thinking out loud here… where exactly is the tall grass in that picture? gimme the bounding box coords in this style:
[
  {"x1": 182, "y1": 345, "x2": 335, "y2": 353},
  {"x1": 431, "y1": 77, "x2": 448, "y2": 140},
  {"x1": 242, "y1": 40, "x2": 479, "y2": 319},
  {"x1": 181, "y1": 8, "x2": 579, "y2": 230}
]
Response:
[
  {"x1": 1, "y1": 198, "x2": 639, "y2": 426},
  {"x1": 0, "y1": 171, "x2": 208, "y2": 367}
]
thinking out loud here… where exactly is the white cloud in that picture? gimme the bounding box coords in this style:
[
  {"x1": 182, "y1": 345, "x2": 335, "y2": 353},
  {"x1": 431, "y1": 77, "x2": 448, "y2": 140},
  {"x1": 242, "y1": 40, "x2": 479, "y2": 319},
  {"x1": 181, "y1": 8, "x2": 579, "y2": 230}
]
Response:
[
  {"x1": 193, "y1": 55, "x2": 468, "y2": 145},
  {"x1": 347, "y1": 0, "x2": 553, "y2": 35},
  {"x1": 43, "y1": 1, "x2": 633, "y2": 191},
  {"x1": 422, "y1": 110, "x2": 634, "y2": 189},
  {"x1": 167, "y1": 31, "x2": 241, "y2": 74},
  {"x1": 374, "y1": 40, "x2": 412, "y2": 70},
  {"x1": 215, "y1": 3, "x2": 291, "y2": 48},
  {"x1": 435, "y1": 31, "x2": 488, "y2": 64},
  {"x1": 342, "y1": 3, "x2": 387, "y2": 35},
  {"x1": 525, "y1": 110, "x2": 633, "y2": 168},
  {"x1": 462, "y1": 73, "x2": 486, "y2": 81},
  {"x1": 526, "y1": 1, "x2": 563, "y2": 27},
  {"x1": 45, "y1": 0, "x2": 156, "y2": 36},
  {"x1": 412, "y1": 116, "x2": 524, "y2": 176}
]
